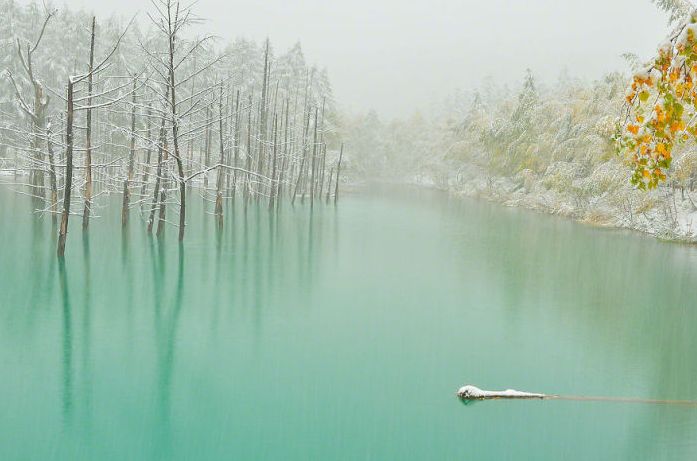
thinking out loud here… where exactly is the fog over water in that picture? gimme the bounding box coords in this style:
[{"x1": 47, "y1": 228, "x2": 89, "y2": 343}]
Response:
[
  {"x1": 4, "y1": 1, "x2": 697, "y2": 459},
  {"x1": 42, "y1": 0, "x2": 669, "y2": 117}
]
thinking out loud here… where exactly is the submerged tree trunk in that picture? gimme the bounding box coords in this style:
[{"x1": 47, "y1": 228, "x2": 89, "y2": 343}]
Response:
[
  {"x1": 47, "y1": 122, "x2": 58, "y2": 223},
  {"x1": 292, "y1": 104, "x2": 312, "y2": 205},
  {"x1": 156, "y1": 132, "x2": 169, "y2": 238},
  {"x1": 82, "y1": 17, "x2": 96, "y2": 230},
  {"x1": 334, "y1": 143, "x2": 343, "y2": 205},
  {"x1": 203, "y1": 104, "x2": 212, "y2": 189},
  {"x1": 156, "y1": 175, "x2": 167, "y2": 238},
  {"x1": 166, "y1": 5, "x2": 186, "y2": 242},
  {"x1": 277, "y1": 97, "x2": 290, "y2": 206},
  {"x1": 140, "y1": 104, "x2": 153, "y2": 202},
  {"x1": 257, "y1": 38, "x2": 270, "y2": 179},
  {"x1": 224, "y1": 85, "x2": 233, "y2": 194},
  {"x1": 231, "y1": 89, "x2": 241, "y2": 197},
  {"x1": 309, "y1": 106, "x2": 319, "y2": 209},
  {"x1": 57, "y1": 79, "x2": 74, "y2": 257},
  {"x1": 317, "y1": 98, "x2": 326, "y2": 198},
  {"x1": 122, "y1": 77, "x2": 137, "y2": 227},
  {"x1": 11, "y1": 12, "x2": 54, "y2": 198},
  {"x1": 148, "y1": 121, "x2": 166, "y2": 233},
  {"x1": 244, "y1": 94, "x2": 253, "y2": 205},
  {"x1": 325, "y1": 166, "x2": 334, "y2": 204},
  {"x1": 214, "y1": 83, "x2": 225, "y2": 227},
  {"x1": 186, "y1": 56, "x2": 197, "y2": 186},
  {"x1": 269, "y1": 113, "x2": 279, "y2": 210}
]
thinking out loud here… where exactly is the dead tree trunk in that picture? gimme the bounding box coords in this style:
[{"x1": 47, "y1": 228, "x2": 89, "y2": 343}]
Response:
[
  {"x1": 257, "y1": 39, "x2": 270, "y2": 178},
  {"x1": 140, "y1": 104, "x2": 153, "y2": 201},
  {"x1": 244, "y1": 94, "x2": 253, "y2": 205},
  {"x1": 148, "y1": 120, "x2": 166, "y2": 233},
  {"x1": 231, "y1": 88, "x2": 240, "y2": 200},
  {"x1": 165, "y1": 2, "x2": 187, "y2": 242},
  {"x1": 231, "y1": 89, "x2": 241, "y2": 197},
  {"x1": 215, "y1": 83, "x2": 225, "y2": 226},
  {"x1": 57, "y1": 79, "x2": 74, "y2": 257},
  {"x1": 309, "y1": 106, "x2": 319, "y2": 209},
  {"x1": 122, "y1": 76, "x2": 137, "y2": 227},
  {"x1": 186, "y1": 56, "x2": 197, "y2": 185},
  {"x1": 318, "y1": 98, "x2": 326, "y2": 197},
  {"x1": 9, "y1": 11, "x2": 54, "y2": 198},
  {"x1": 292, "y1": 104, "x2": 312, "y2": 205},
  {"x1": 334, "y1": 143, "x2": 343, "y2": 205},
  {"x1": 325, "y1": 166, "x2": 334, "y2": 204},
  {"x1": 319, "y1": 143, "x2": 327, "y2": 197},
  {"x1": 277, "y1": 97, "x2": 290, "y2": 205},
  {"x1": 203, "y1": 104, "x2": 212, "y2": 189},
  {"x1": 223, "y1": 85, "x2": 233, "y2": 193},
  {"x1": 47, "y1": 121, "x2": 58, "y2": 223},
  {"x1": 269, "y1": 113, "x2": 279, "y2": 210},
  {"x1": 157, "y1": 174, "x2": 168, "y2": 238},
  {"x1": 157, "y1": 132, "x2": 169, "y2": 238},
  {"x1": 82, "y1": 17, "x2": 96, "y2": 230}
]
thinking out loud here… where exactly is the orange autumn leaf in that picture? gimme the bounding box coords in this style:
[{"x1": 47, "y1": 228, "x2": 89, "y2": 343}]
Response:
[{"x1": 670, "y1": 121, "x2": 685, "y2": 132}]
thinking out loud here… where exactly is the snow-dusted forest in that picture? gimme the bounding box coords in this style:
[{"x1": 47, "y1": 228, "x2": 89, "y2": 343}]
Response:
[
  {"x1": 344, "y1": 70, "x2": 697, "y2": 240},
  {"x1": 0, "y1": 0, "x2": 341, "y2": 255},
  {"x1": 5, "y1": 0, "x2": 697, "y2": 248},
  {"x1": 341, "y1": 0, "x2": 697, "y2": 241}
]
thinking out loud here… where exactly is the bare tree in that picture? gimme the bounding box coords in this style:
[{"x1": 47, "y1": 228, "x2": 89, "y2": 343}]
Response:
[
  {"x1": 7, "y1": 9, "x2": 55, "y2": 197},
  {"x1": 83, "y1": 17, "x2": 96, "y2": 230},
  {"x1": 147, "y1": 0, "x2": 221, "y2": 241},
  {"x1": 57, "y1": 18, "x2": 133, "y2": 257}
]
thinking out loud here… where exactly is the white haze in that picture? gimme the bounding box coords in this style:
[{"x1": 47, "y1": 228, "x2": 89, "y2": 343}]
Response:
[{"x1": 42, "y1": 0, "x2": 671, "y2": 117}]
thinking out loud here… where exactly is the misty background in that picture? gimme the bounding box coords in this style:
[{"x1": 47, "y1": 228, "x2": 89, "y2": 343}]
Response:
[{"x1": 39, "y1": 0, "x2": 669, "y2": 118}]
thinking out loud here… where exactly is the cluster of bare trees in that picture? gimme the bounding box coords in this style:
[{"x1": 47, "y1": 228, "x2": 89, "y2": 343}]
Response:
[{"x1": 0, "y1": 0, "x2": 345, "y2": 257}]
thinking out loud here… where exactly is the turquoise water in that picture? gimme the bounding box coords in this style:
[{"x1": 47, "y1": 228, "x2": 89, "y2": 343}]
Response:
[{"x1": 1, "y1": 185, "x2": 697, "y2": 460}]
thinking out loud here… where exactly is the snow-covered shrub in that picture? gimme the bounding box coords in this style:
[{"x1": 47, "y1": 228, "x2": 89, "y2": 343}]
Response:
[{"x1": 541, "y1": 162, "x2": 580, "y2": 193}]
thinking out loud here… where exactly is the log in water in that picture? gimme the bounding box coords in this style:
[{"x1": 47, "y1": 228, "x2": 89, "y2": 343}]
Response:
[
  {"x1": 457, "y1": 384, "x2": 697, "y2": 406},
  {"x1": 457, "y1": 385, "x2": 545, "y2": 400}
]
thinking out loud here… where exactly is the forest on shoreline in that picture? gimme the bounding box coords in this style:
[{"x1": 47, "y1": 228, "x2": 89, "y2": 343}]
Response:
[
  {"x1": 5, "y1": 0, "x2": 697, "y2": 247},
  {"x1": 343, "y1": 0, "x2": 697, "y2": 242}
]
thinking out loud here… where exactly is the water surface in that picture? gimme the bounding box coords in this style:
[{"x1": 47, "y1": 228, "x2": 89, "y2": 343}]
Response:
[{"x1": 1, "y1": 186, "x2": 697, "y2": 460}]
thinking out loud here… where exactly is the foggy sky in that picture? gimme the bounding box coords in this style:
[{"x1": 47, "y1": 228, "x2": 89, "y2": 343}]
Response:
[{"x1": 41, "y1": 0, "x2": 670, "y2": 117}]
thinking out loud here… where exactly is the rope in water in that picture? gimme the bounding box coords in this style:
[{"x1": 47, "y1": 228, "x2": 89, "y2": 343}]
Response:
[{"x1": 545, "y1": 394, "x2": 697, "y2": 406}]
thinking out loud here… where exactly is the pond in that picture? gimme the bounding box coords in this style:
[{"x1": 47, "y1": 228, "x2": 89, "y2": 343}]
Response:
[{"x1": 1, "y1": 185, "x2": 697, "y2": 460}]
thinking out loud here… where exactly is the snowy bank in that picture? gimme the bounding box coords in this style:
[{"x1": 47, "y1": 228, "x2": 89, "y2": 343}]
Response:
[{"x1": 411, "y1": 161, "x2": 697, "y2": 244}]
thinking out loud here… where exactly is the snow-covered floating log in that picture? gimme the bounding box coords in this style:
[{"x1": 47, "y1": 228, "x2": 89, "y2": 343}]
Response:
[{"x1": 457, "y1": 385, "x2": 546, "y2": 401}]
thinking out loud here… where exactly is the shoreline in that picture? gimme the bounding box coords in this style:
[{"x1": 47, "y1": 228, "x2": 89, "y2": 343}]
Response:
[{"x1": 407, "y1": 164, "x2": 697, "y2": 245}]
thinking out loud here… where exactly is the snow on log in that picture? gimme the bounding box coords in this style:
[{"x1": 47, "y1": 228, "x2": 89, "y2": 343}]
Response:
[{"x1": 457, "y1": 385, "x2": 546, "y2": 400}]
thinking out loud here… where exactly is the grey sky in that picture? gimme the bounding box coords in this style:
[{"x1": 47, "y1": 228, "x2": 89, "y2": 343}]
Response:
[{"x1": 48, "y1": 0, "x2": 670, "y2": 117}]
